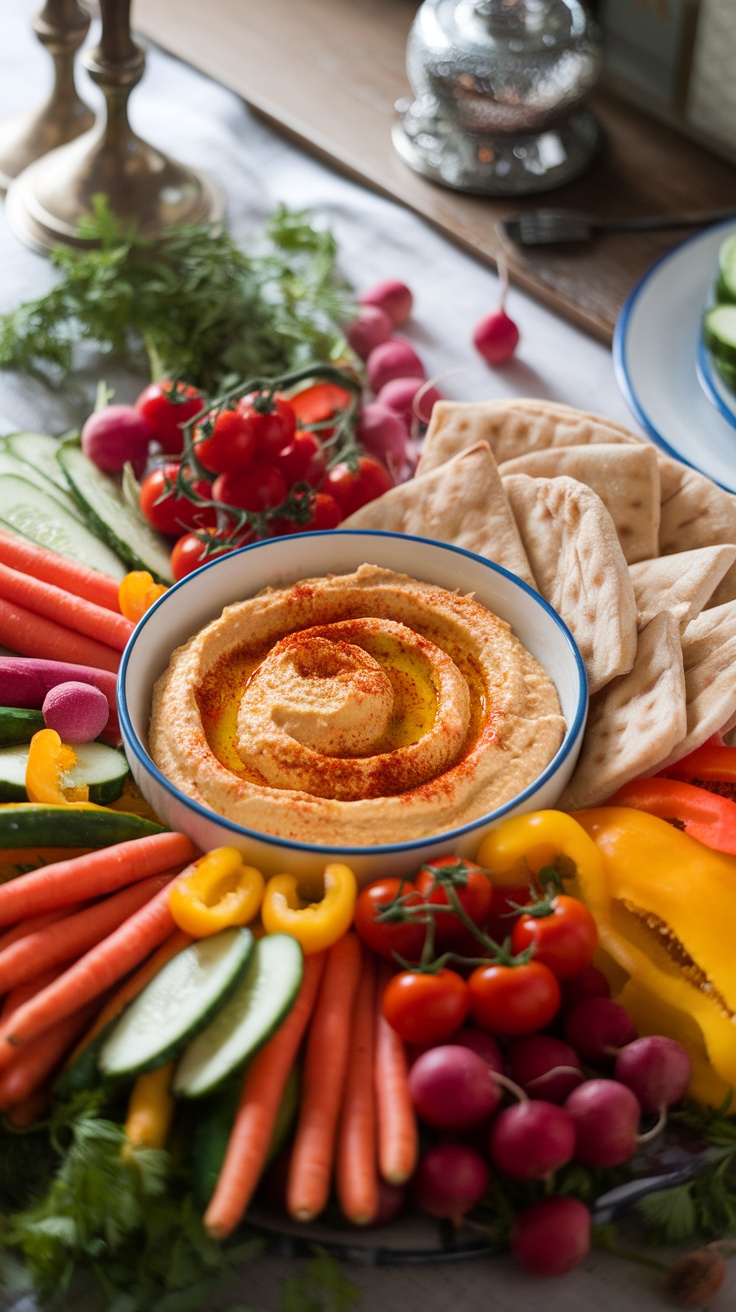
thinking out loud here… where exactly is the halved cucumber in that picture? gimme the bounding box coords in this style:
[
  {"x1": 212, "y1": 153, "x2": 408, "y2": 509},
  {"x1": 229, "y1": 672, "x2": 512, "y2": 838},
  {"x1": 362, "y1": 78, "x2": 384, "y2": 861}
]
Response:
[
  {"x1": 703, "y1": 304, "x2": 736, "y2": 366},
  {"x1": 57, "y1": 441, "x2": 174, "y2": 584},
  {"x1": 0, "y1": 740, "x2": 129, "y2": 804},
  {"x1": 2, "y1": 432, "x2": 73, "y2": 492},
  {"x1": 98, "y1": 927, "x2": 255, "y2": 1078},
  {"x1": 0, "y1": 706, "x2": 45, "y2": 746},
  {"x1": 173, "y1": 932, "x2": 304, "y2": 1099},
  {"x1": 0, "y1": 475, "x2": 127, "y2": 579},
  {"x1": 717, "y1": 233, "x2": 736, "y2": 304},
  {"x1": 0, "y1": 450, "x2": 84, "y2": 522}
]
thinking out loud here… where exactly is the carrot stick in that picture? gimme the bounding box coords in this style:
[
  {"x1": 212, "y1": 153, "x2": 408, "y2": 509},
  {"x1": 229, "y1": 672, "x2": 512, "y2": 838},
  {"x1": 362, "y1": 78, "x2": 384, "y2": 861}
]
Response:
[
  {"x1": 0, "y1": 563, "x2": 133, "y2": 652},
  {"x1": 0, "y1": 872, "x2": 176, "y2": 994},
  {"x1": 0, "y1": 528, "x2": 123, "y2": 613},
  {"x1": 0, "y1": 904, "x2": 84, "y2": 955},
  {"x1": 0, "y1": 597, "x2": 120, "y2": 674},
  {"x1": 204, "y1": 950, "x2": 326, "y2": 1240},
  {"x1": 374, "y1": 959, "x2": 419, "y2": 1186},
  {"x1": 0, "y1": 871, "x2": 180, "y2": 1063},
  {"x1": 335, "y1": 944, "x2": 379, "y2": 1226},
  {"x1": 286, "y1": 932, "x2": 362, "y2": 1222},
  {"x1": 0, "y1": 999, "x2": 100, "y2": 1110},
  {"x1": 0, "y1": 830, "x2": 197, "y2": 928},
  {"x1": 0, "y1": 965, "x2": 65, "y2": 1021}
]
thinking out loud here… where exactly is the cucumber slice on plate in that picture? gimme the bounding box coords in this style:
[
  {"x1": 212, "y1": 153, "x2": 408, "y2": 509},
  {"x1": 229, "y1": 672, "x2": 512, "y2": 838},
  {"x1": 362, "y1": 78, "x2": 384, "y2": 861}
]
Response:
[
  {"x1": 98, "y1": 927, "x2": 255, "y2": 1078},
  {"x1": 0, "y1": 449, "x2": 85, "y2": 522},
  {"x1": 0, "y1": 740, "x2": 129, "y2": 804},
  {"x1": 0, "y1": 475, "x2": 126, "y2": 578},
  {"x1": 0, "y1": 706, "x2": 45, "y2": 746},
  {"x1": 717, "y1": 233, "x2": 736, "y2": 304},
  {"x1": 57, "y1": 441, "x2": 174, "y2": 584},
  {"x1": 2, "y1": 432, "x2": 76, "y2": 494},
  {"x1": 173, "y1": 932, "x2": 304, "y2": 1099},
  {"x1": 703, "y1": 304, "x2": 736, "y2": 367}
]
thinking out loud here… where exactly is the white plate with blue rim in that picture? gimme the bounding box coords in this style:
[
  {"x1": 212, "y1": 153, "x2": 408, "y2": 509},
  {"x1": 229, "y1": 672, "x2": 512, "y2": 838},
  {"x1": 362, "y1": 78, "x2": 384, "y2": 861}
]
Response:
[
  {"x1": 696, "y1": 332, "x2": 736, "y2": 429},
  {"x1": 613, "y1": 219, "x2": 736, "y2": 494}
]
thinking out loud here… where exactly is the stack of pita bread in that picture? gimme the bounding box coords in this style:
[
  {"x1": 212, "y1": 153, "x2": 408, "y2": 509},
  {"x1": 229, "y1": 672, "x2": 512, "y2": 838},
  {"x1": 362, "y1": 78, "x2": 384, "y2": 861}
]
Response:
[{"x1": 341, "y1": 398, "x2": 736, "y2": 810}]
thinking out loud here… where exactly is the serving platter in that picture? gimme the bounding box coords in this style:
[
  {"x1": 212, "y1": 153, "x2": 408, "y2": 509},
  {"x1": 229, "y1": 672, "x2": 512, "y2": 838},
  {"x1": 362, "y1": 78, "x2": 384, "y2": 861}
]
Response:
[
  {"x1": 613, "y1": 220, "x2": 736, "y2": 493},
  {"x1": 697, "y1": 335, "x2": 736, "y2": 430}
]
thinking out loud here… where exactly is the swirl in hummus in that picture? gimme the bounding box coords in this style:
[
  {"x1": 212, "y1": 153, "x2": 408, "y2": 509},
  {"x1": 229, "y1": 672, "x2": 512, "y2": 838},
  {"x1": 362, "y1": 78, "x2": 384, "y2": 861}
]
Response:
[{"x1": 149, "y1": 564, "x2": 566, "y2": 846}]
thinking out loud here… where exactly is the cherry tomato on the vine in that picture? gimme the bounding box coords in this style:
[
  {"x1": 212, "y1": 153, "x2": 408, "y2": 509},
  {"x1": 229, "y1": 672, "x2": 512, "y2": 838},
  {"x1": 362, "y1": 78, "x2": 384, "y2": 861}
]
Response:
[
  {"x1": 138, "y1": 463, "x2": 215, "y2": 537},
  {"x1": 468, "y1": 960, "x2": 561, "y2": 1037},
  {"x1": 326, "y1": 455, "x2": 395, "y2": 517},
  {"x1": 169, "y1": 526, "x2": 252, "y2": 582},
  {"x1": 134, "y1": 380, "x2": 205, "y2": 456},
  {"x1": 195, "y1": 408, "x2": 257, "y2": 475},
  {"x1": 510, "y1": 895, "x2": 598, "y2": 981},
  {"x1": 269, "y1": 491, "x2": 343, "y2": 537},
  {"x1": 485, "y1": 883, "x2": 535, "y2": 947},
  {"x1": 414, "y1": 856, "x2": 494, "y2": 955},
  {"x1": 353, "y1": 877, "x2": 427, "y2": 964},
  {"x1": 289, "y1": 382, "x2": 353, "y2": 440},
  {"x1": 236, "y1": 392, "x2": 297, "y2": 460},
  {"x1": 212, "y1": 463, "x2": 287, "y2": 514},
  {"x1": 274, "y1": 429, "x2": 327, "y2": 488},
  {"x1": 382, "y1": 968, "x2": 470, "y2": 1045}
]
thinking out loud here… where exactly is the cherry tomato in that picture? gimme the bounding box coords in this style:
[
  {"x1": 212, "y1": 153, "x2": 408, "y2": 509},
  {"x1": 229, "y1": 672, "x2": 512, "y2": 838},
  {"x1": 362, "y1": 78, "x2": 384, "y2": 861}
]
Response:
[
  {"x1": 414, "y1": 856, "x2": 494, "y2": 955},
  {"x1": 195, "y1": 407, "x2": 257, "y2": 475},
  {"x1": 269, "y1": 491, "x2": 343, "y2": 537},
  {"x1": 289, "y1": 382, "x2": 353, "y2": 439},
  {"x1": 382, "y1": 968, "x2": 470, "y2": 1045},
  {"x1": 468, "y1": 960, "x2": 561, "y2": 1037},
  {"x1": 274, "y1": 429, "x2": 327, "y2": 488},
  {"x1": 326, "y1": 455, "x2": 395, "y2": 516},
  {"x1": 134, "y1": 380, "x2": 205, "y2": 455},
  {"x1": 169, "y1": 526, "x2": 252, "y2": 582},
  {"x1": 354, "y1": 877, "x2": 427, "y2": 964},
  {"x1": 236, "y1": 393, "x2": 296, "y2": 460},
  {"x1": 138, "y1": 463, "x2": 216, "y2": 536},
  {"x1": 212, "y1": 463, "x2": 287, "y2": 514},
  {"x1": 510, "y1": 896, "x2": 598, "y2": 981}
]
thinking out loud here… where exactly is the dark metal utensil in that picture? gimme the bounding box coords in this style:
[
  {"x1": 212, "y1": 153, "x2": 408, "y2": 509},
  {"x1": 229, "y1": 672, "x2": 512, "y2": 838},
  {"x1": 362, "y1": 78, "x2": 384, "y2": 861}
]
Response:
[
  {"x1": 592, "y1": 1145, "x2": 722, "y2": 1225},
  {"x1": 501, "y1": 206, "x2": 736, "y2": 247}
]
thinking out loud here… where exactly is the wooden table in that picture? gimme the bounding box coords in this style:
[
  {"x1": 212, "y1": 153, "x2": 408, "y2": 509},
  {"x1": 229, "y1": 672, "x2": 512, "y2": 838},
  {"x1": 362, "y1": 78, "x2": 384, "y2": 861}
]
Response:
[{"x1": 136, "y1": 0, "x2": 736, "y2": 343}]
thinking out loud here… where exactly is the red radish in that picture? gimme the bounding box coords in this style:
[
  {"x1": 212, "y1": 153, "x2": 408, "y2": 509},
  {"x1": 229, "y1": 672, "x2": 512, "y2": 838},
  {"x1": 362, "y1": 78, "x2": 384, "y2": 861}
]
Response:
[
  {"x1": 345, "y1": 305, "x2": 393, "y2": 360},
  {"x1": 376, "y1": 376, "x2": 443, "y2": 428},
  {"x1": 565, "y1": 1078, "x2": 641, "y2": 1168},
  {"x1": 356, "y1": 403, "x2": 411, "y2": 469},
  {"x1": 366, "y1": 339, "x2": 425, "y2": 394},
  {"x1": 505, "y1": 1034, "x2": 584, "y2": 1104},
  {"x1": 473, "y1": 257, "x2": 519, "y2": 366},
  {"x1": 365, "y1": 1179, "x2": 408, "y2": 1228},
  {"x1": 412, "y1": 1142, "x2": 489, "y2": 1220},
  {"x1": 42, "y1": 681, "x2": 110, "y2": 744},
  {"x1": 0, "y1": 657, "x2": 119, "y2": 742},
  {"x1": 511, "y1": 1196, "x2": 591, "y2": 1276},
  {"x1": 408, "y1": 1044, "x2": 501, "y2": 1130},
  {"x1": 81, "y1": 404, "x2": 153, "y2": 476},
  {"x1": 614, "y1": 1036, "x2": 692, "y2": 1114},
  {"x1": 360, "y1": 279, "x2": 413, "y2": 327},
  {"x1": 558, "y1": 964, "x2": 611, "y2": 1015},
  {"x1": 563, "y1": 996, "x2": 638, "y2": 1066},
  {"x1": 489, "y1": 1100, "x2": 576, "y2": 1181},
  {"x1": 447, "y1": 1026, "x2": 504, "y2": 1075}
]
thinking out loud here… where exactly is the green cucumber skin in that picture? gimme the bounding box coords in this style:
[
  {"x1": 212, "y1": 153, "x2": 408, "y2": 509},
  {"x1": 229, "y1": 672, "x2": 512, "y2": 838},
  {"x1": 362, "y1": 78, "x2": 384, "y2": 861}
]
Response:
[
  {"x1": 0, "y1": 475, "x2": 127, "y2": 579},
  {"x1": 0, "y1": 806, "x2": 165, "y2": 850},
  {"x1": 0, "y1": 707, "x2": 45, "y2": 746}
]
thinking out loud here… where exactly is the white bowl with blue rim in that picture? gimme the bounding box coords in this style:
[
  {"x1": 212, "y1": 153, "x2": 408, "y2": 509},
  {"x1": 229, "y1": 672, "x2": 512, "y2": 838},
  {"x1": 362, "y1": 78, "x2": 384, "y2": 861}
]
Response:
[{"x1": 118, "y1": 530, "x2": 588, "y2": 887}]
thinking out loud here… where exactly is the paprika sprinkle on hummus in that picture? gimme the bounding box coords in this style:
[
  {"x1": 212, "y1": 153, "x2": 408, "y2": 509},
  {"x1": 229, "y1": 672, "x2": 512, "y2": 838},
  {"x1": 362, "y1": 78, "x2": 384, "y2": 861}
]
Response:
[{"x1": 149, "y1": 564, "x2": 565, "y2": 846}]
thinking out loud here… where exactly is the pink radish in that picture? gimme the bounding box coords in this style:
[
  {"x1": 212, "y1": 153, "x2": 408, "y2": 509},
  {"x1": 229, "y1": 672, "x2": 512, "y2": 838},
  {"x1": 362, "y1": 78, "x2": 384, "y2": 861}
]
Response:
[
  {"x1": 505, "y1": 1034, "x2": 584, "y2": 1104},
  {"x1": 360, "y1": 279, "x2": 413, "y2": 327},
  {"x1": 42, "y1": 681, "x2": 111, "y2": 743},
  {"x1": 614, "y1": 1036, "x2": 692, "y2": 1114},
  {"x1": 413, "y1": 1142, "x2": 489, "y2": 1221},
  {"x1": 356, "y1": 403, "x2": 411, "y2": 470},
  {"x1": 376, "y1": 376, "x2": 443, "y2": 428},
  {"x1": 511, "y1": 1196, "x2": 591, "y2": 1276},
  {"x1": 563, "y1": 996, "x2": 638, "y2": 1067},
  {"x1": 345, "y1": 305, "x2": 393, "y2": 360},
  {"x1": 565, "y1": 1078, "x2": 642, "y2": 1168},
  {"x1": 408, "y1": 1044, "x2": 501, "y2": 1130},
  {"x1": 81, "y1": 404, "x2": 154, "y2": 476},
  {"x1": 366, "y1": 339, "x2": 425, "y2": 394},
  {"x1": 489, "y1": 1100, "x2": 576, "y2": 1181},
  {"x1": 0, "y1": 657, "x2": 120, "y2": 743},
  {"x1": 473, "y1": 257, "x2": 519, "y2": 366}
]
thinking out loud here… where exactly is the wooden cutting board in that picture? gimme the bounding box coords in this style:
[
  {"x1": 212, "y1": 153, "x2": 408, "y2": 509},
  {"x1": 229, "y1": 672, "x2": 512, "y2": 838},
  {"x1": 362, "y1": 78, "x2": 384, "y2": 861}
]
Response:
[{"x1": 136, "y1": 0, "x2": 736, "y2": 344}]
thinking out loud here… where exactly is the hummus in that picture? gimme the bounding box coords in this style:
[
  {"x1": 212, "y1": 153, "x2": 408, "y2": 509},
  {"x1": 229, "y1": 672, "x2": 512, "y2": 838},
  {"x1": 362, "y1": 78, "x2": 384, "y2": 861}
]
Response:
[{"x1": 149, "y1": 564, "x2": 565, "y2": 846}]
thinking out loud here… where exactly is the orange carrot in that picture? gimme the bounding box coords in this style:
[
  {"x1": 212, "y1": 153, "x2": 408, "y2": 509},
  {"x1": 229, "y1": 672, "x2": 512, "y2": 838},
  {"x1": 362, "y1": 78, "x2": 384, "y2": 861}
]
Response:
[
  {"x1": 0, "y1": 597, "x2": 121, "y2": 674},
  {"x1": 0, "y1": 528, "x2": 123, "y2": 613},
  {"x1": 0, "y1": 830, "x2": 197, "y2": 928},
  {"x1": 0, "y1": 904, "x2": 84, "y2": 955},
  {"x1": 0, "y1": 563, "x2": 133, "y2": 652},
  {"x1": 0, "y1": 871, "x2": 179, "y2": 1064},
  {"x1": 0, "y1": 966, "x2": 65, "y2": 1021},
  {"x1": 374, "y1": 960, "x2": 419, "y2": 1185},
  {"x1": 0, "y1": 872, "x2": 176, "y2": 994},
  {"x1": 336, "y1": 944, "x2": 379, "y2": 1226},
  {"x1": 204, "y1": 950, "x2": 327, "y2": 1240},
  {"x1": 286, "y1": 931, "x2": 362, "y2": 1222},
  {"x1": 0, "y1": 999, "x2": 100, "y2": 1109}
]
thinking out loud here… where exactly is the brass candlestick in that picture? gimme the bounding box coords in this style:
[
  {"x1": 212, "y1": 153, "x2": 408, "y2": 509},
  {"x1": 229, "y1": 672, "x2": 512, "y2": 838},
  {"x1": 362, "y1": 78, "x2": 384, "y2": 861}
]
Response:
[
  {"x1": 6, "y1": 0, "x2": 225, "y2": 255},
  {"x1": 0, "y1": 0, "x2": 95, "y2": 193}
]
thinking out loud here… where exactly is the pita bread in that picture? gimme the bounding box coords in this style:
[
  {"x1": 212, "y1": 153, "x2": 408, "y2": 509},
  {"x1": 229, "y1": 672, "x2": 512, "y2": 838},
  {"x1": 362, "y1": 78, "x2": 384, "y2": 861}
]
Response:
[
  {"x1": 499, "y1": 443, "x2": 660, "y2": 564},
  {"x1": 501, "y1": 473, "x2": 639, "y2": 695},
  {"x1": 629, "y1": 545, "x2": 736, "y2": 632},
  {"x1": 340, "y1": 442, "x2": 537, "y2": 587},
  {"x1": 557, "y1": 611, "x2": 687, "y2": 810},
  {"x1": 653, "y1": 599, "x2": 736, "y2": 770},
  {"x1": 657, "y1": 456, "x2": 736, "y2": 605},
  {"x1": 417, "y1": 398, "x2": 642, "y2": 476}
]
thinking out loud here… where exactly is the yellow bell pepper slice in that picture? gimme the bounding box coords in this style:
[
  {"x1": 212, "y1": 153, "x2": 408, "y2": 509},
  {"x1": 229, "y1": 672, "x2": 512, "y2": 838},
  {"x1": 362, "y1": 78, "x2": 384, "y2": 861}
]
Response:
[
  {"x1": 25, "y1": 728, "x2": 89, "y2": 805},
  {"x1": 118, "y1": 570, "x2": 168, "y2": 624},
  {"x1": 168, "y1": 846, "x2": 265, "y2": 937},
  {"x1": 475, "y1": 808, "x2": 607, "y2": 906},
  {"x1": 123, "y1": 1060, "x2": 176, "y2": 1158},
  {"x1": 261, "y1": 862, "x2": 358, "y2": 954}
]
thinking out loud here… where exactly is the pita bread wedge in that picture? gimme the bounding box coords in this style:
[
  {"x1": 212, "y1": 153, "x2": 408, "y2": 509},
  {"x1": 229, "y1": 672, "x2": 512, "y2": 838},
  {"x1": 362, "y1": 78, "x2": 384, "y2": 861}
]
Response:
[
  {"x1": 653, "y1": 599, "x2": 736, "y2": 770},
  {"x1": 341, "y1": 442, "x2": 537, "y2": 587},
  {"x1": 501, "y1": 473, "x2": 638, "y2": 695},
  {"x1": 657, "y1": 456, "x2": 736, "y2": 606},
  {"x1": 558, "y1": 611, "x2": 687, "y2": 811},
  {"x1": 417, "y1": 398, "x2": 642, "y2": 476},
  {"x1": 499, "y1": 443, "x2": 660, "y2": 564},
  {"x1": 630, "y1": 545, "x2": 736, "y2": 632}
]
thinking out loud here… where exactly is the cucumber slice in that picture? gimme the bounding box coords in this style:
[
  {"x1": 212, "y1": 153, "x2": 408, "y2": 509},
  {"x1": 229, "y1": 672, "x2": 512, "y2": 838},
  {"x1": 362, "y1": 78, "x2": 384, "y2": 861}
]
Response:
[
  {"x1": 57, "y1": 441, "x2": 174, "y2": 584},
  {"x1": 0, "y1": 450, "x2": 84, "y2": 522},
  {"x1": 173, "y1": 932, "x2": 304, "y2": 1099},
  {"x1": 0, "y1": 740, "x2": 129, "y2": 804},
  {"x1": 0, "y1": 706, "x2": 45, "y2": 746},
  {"x1": 0, "y1": 475, "x2": 127, "y2": 579},
  {"x1": 98, "y1": 927, "x2": 255, "y2": 1078},
  {"x1": 2, "y1": 432, "x2": 75, "y2": 494},
  {"x1": 717, "y1": 233, "x2": 736, "y2": 304},
  {"x1": 703, "y1": 305, "x2": 736, "y2": 368}
]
